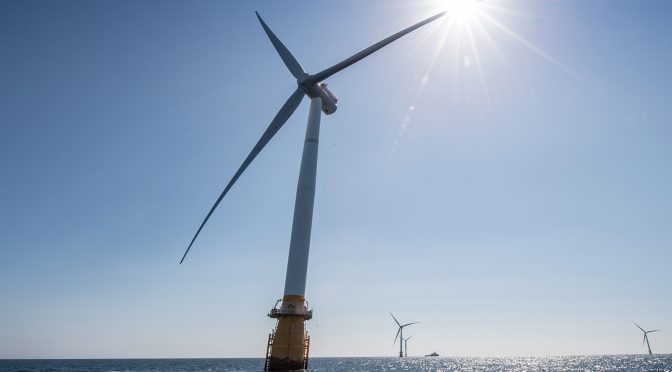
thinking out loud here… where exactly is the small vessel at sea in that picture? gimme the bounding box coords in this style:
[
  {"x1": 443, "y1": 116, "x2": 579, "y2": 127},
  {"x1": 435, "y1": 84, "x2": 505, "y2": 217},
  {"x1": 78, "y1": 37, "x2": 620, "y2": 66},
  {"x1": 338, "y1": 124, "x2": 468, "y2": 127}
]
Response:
[{"x1": 425, "y1": 351, "x2": 439, "y2": 357}]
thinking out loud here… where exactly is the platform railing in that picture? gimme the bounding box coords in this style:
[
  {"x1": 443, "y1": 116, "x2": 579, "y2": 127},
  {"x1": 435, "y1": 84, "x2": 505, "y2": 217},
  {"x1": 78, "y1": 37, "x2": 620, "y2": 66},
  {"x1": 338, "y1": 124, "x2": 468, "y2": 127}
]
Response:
[{"x1": 267, "y1": 304, "x2": 313, "y2": 320}]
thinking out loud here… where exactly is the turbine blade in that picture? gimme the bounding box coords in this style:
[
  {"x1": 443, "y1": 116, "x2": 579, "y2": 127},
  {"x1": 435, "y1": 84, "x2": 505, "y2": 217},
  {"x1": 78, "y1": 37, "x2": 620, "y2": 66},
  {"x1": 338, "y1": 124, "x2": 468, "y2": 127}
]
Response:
[
  {"x1": 180, "y1": 87, "x2": 305, "y2": 264},
  {"x1": 643, "y1": 334, "x2": 647, "y2": 346},
  {"x1": 647, "y1": 330, "x2": 661, "y2": 333},
  {"x1": 256, "y1": 12, "x2": 306, "y2": 80},
  {"x1": 309, "y1": 11, "x2": 445, "y2": 83},
  {"x1": 402, "y1": 322, "x2": 420, "y2": 327},
  {"x1": 633, "y1": 321, "x2": 645, "y2": 333},
  {"x1": 406, "y1": 335, "x2": 414, "y2": 341},
  {"x1": 390, "y1": 312, "x2": 401, "y2": 326},
  {"x1": 393, "y1": 327, "x2": 401, "y2": 346}
]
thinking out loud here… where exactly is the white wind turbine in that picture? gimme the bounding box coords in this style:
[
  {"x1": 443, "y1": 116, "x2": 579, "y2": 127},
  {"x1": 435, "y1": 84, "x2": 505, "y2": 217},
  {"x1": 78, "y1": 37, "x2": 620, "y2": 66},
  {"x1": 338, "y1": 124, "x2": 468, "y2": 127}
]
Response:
[
  {"x1": 633, "y1": 321, "x2": 661, "y2": 355},
  {"x1": 403, "y1": 335, "x2": 414, "y2": 357},
  {"x1": 180, "y1": 9, "x2": 446, "y2": 371},
  {"x1": 391, "y1": 312, "x2": 419, "y2": 357}
]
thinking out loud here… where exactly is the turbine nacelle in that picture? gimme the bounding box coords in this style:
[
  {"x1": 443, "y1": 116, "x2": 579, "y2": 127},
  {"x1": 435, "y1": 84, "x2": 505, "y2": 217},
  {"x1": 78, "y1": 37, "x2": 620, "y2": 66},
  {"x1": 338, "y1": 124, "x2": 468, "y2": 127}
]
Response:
[{"x1": 300, "y1": 81, "x2": 338, "y2": 115}]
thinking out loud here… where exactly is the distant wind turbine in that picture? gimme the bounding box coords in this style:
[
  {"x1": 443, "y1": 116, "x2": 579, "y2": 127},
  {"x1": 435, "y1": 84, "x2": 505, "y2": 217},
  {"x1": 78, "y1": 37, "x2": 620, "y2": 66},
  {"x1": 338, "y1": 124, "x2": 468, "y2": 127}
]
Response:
[
  {"x1": 391, "y1": 312, "x2": 419, "y2": 357},
  {"x1": 403, "y1": 335, "x2": 414, "y2": 357},
  {"x1": 633, "y1": 321, "x2": 661, "y2": 355}
]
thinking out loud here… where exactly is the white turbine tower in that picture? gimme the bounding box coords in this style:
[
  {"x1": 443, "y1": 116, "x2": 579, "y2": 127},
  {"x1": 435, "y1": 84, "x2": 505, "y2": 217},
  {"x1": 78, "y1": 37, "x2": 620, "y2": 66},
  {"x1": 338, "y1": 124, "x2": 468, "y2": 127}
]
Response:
[
  {"x1": 391, "y1": 312, "x2": 419, "y2": 358},
  {"x1": 633, "y1": 321, "x2": 661, "y2": 355},
  {"x1": 180, "y1": 10, "x2": 446, "y2": 371}
]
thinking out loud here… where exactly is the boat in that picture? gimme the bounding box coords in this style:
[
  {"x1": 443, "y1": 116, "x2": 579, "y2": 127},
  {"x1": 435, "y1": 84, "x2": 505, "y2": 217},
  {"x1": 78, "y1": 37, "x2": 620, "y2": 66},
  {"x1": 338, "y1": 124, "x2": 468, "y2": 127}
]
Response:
[{"x1": 425, "y1": 351, "x2": 439, "y2": 356}]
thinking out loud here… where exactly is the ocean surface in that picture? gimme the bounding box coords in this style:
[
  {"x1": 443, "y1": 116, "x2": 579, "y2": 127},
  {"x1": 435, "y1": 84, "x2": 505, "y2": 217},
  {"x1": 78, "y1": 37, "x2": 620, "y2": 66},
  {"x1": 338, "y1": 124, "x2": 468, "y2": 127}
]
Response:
[{"x1": 1, "y1": 355, "x2": 671, "y2": 371}]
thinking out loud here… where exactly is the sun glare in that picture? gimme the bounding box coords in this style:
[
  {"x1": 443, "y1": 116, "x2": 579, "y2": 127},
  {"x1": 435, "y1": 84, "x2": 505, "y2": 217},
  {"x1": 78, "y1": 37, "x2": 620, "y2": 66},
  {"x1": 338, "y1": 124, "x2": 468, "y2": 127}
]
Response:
[
  {"x1": 392, "y1": 0, "x2": 579, "y2": 151},
  {"x1": 443, "y1": 0, "x2": 482, "y2": 21}
]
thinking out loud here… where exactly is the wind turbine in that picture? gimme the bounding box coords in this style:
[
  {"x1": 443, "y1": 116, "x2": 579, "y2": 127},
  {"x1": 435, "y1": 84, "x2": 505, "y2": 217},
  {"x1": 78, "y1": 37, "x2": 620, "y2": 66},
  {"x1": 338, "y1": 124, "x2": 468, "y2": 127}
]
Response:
[
  {"x1": 403, "y1": 335, "x2": 414, "y2": 357},
  {"x1": 391, "y1": 312, "x2": 419, "y2": 357},
  {"x1": 633, "y1": 321, "x2": 661, "y2": 355},
  {"x1": 179, "y1": 9, "x2": 446, "y2": 371}
]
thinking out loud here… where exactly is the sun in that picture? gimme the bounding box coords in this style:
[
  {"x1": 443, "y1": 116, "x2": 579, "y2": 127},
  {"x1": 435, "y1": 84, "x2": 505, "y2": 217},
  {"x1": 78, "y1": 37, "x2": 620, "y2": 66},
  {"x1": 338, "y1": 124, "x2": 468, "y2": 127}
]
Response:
[{"x1": 443, "y1": 0, "x2": 482, "y2": 21}]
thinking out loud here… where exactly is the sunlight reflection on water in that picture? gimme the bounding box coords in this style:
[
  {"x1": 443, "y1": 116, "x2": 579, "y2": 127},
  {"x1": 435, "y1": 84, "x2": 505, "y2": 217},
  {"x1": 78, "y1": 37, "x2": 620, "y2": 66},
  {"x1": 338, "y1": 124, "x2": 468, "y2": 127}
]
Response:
[{"x1": 1, "y1": 355, "x2": 671, "y2": 371}]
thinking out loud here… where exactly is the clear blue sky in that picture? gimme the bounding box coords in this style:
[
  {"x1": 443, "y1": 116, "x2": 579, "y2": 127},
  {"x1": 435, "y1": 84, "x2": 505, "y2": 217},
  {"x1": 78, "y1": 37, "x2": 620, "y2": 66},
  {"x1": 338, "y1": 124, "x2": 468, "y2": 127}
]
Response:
[{"x1": 1, "y1": 0, "x2": 670, "y2": 358}]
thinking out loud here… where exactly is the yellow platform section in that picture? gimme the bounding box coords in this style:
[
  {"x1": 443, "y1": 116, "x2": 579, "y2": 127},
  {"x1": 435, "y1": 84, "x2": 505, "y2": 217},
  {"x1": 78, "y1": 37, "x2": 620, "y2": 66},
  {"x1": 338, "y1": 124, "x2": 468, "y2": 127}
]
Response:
[{"x1": 265, "y1": 295, "x2": 311, "y2": 371}]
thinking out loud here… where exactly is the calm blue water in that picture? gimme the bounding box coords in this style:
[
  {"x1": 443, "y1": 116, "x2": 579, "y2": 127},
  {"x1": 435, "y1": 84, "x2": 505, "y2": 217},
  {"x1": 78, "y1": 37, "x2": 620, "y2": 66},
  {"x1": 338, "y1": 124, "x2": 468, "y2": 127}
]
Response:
[{"x1": 1, "y1": 355, "x2": 671, "y2": 371}]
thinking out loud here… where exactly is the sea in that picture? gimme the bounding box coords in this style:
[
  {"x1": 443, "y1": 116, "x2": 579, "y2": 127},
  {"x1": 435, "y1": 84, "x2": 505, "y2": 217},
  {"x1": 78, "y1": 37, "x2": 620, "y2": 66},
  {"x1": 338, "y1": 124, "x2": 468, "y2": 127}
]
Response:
[{"x1": 1, "y1": 355, "x2": 671, "y2": 372}]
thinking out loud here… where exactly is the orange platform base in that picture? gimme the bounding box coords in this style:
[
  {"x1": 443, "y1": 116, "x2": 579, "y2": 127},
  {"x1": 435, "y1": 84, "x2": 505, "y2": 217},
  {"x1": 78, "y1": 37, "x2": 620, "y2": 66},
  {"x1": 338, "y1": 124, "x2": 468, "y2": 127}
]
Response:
[{"x1": 265, "y1": 295, "x2": 312, "y2": 370}]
